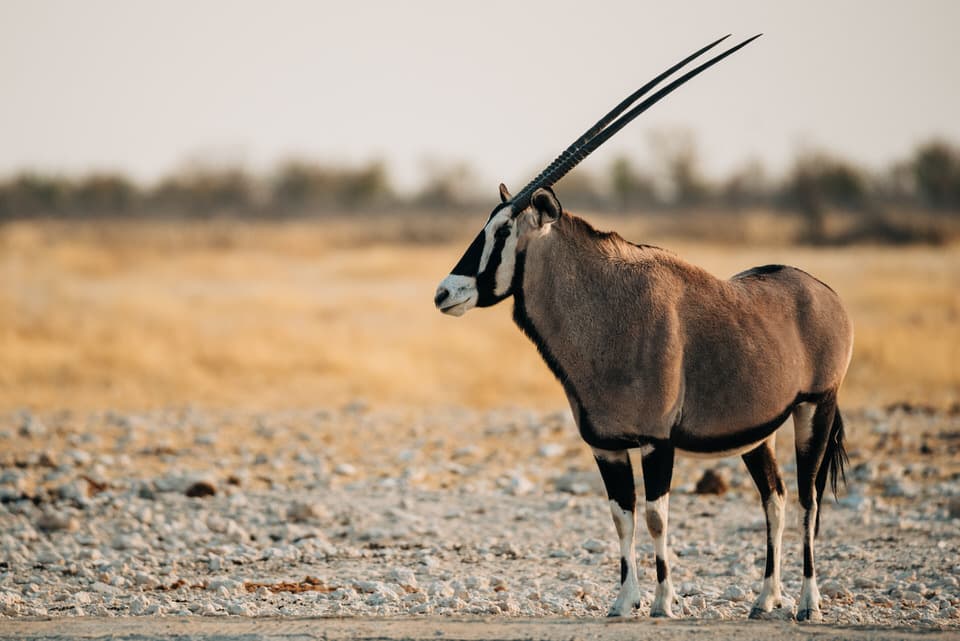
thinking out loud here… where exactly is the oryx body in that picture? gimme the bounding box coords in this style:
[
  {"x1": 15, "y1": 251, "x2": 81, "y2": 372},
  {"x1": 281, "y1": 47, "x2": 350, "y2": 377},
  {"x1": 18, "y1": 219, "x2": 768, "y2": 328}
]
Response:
[{"x1": 434, "y1": 35, "x2": 853, "y2": 622}]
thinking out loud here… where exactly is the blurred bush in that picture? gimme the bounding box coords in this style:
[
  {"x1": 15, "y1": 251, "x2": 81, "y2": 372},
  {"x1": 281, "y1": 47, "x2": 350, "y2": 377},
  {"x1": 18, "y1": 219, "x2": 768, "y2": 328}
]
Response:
[{"x1": 1, "y1": 135, "x2": 958, "y2": 244}]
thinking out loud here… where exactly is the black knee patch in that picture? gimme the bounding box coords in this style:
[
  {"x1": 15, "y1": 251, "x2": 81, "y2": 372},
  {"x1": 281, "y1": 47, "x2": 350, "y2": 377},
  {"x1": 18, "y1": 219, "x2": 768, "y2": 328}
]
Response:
[
  {"x1": 640, "y1": 445, "x2": 674, "y2": 502},
  {"x1": 620, "y1": 557, "x2": 628, "y2": 584},
  {"x1": 742, "y1": 443, "x2": 784, "y2": 503},
  {"x1": 595, "y1": 455, "x2": 635, "y2": 512}
]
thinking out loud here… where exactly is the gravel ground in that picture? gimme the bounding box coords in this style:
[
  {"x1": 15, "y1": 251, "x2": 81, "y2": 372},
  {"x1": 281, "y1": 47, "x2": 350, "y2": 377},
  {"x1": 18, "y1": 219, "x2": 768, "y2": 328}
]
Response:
[{"x1": 0, "y1": 403, "x2": 958, "y2": 630}]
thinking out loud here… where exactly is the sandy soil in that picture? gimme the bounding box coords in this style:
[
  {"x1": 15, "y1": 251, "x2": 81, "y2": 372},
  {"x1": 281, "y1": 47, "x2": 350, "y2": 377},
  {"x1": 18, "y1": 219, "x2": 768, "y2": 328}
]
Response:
[{"x1": 1, "y1": 616, "x2": 957, "y2": 641}]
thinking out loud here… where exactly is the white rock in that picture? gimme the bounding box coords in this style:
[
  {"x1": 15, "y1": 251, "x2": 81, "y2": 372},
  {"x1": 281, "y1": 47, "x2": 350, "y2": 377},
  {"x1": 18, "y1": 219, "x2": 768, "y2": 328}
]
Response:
[
  {"x1": 537, "y1": 443, "x2": 565, "y2": 458},
  {"x1": 134, "y1": 572, "x2": 159, "y2": 589},
  {"x1": 389, "y1": 567, "x2": 418, "y2": 591},
  {"x1": 287, "y1": 501, "x2": 328, "y2": 523},
  {"x1": 90, "y1": 582, "x2": 122, "y2": 596},
  {"x1": 901, "y1": 590, "x2": 923, "y2": 603},
  {"x1": 820, "y1": 579, "x2": 851, "y2": 598},
  {"x1": 227, "y1": 602, "x2": 254, "y2": 616},
  {"x1": 721, "y1": 585, "x2": 749, "y2": 602},
  {"x1": 334, "y1": 463, "x2": 356, "y2": 476},
  {"x1": 679, "y1": 581, "x2": 701, "y2": 596},
  {"x1": 19, "y1": 413, "x2": 47, "y2": 438},
  {"x1": 504, "y1": 474, "x2": 534, "y2": 496},
  {"x1": 582, "y1": 539, "x2": 606, "y2": 554}
]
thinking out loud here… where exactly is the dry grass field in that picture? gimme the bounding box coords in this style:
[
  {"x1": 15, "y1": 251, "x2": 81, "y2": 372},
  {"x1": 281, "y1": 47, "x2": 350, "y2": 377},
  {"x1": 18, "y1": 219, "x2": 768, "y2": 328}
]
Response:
[{"x1": 1, "y1": 216, "x2": 957, "y2": 413}]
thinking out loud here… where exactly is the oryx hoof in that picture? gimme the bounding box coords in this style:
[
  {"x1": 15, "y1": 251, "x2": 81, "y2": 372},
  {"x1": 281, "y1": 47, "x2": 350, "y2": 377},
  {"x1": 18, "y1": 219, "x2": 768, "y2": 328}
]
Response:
[
  {"x1": 606, "y1": 600, "x2": 641, "y2": 617},
  {"x1": 796, "y1": 608, "x2": 822, "y2": 623},
  {"x1": 749, "y1": 598, "x2": 782, "y2": 619},
  {"x1": 650, "y1": 607, "x2": 678, "y2": 619}
]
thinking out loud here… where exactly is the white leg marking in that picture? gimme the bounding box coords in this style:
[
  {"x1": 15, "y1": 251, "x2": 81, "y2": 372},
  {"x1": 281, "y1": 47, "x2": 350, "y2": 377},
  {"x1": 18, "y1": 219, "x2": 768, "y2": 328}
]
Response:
[
  {"x1": 646, "y1": 493, "x2": 677, "y2": 618},
  {"x1": 608, "y1": 500, "x2": 641, "y2": 617},
  {"x1": 751, "y1": 492, "x2": 786, "y2": 616},
  {"x1": 797, "y1": 498, "x2": 822, "y2": 622}
]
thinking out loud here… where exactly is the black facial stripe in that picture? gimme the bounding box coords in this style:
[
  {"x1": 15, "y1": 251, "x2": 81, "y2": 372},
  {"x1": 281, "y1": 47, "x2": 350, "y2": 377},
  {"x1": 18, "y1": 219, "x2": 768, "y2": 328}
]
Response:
[
  {"x1": 475, "y1": 232, "x2": 508, "y2": 307},
  {"x1": 450, "y1": 231, "x2": 485, "y2": 276}
]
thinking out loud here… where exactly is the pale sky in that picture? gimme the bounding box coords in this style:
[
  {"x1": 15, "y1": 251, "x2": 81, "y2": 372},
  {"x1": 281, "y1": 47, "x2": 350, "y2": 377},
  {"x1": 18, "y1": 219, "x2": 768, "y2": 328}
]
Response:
[{"x1": 2, "y1": 1, "x2": 958, "y2": 192}]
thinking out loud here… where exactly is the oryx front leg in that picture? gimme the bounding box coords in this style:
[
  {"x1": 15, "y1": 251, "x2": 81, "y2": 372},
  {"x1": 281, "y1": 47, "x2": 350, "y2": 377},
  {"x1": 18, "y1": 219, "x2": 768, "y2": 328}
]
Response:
[
  {"x1": 742, "y1": 438, "x2": 786, "y2": 619},
  {"x1": 641, "y1": 444, "x2": 677, "y2": 618},
  {"x1": 593, "y1": 448, "x2": 641, "y2": 617}
]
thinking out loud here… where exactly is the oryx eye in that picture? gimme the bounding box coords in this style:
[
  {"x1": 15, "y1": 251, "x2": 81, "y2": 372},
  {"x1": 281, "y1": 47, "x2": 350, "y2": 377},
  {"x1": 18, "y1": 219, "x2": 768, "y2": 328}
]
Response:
[{"x1": 494, "y1": 224, "x2": 511, "y2": 239}]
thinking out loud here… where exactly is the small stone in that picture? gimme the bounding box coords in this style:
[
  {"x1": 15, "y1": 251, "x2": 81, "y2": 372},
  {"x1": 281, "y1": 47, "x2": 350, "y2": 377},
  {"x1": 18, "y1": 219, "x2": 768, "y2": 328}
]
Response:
[
  {"x1": 851, "y1": 461, "x2": 877, "y2": 482},
  {"x1": 134, "y1": 572, "x2": 159, "y2": 589},
  {"x1": 90, "y1": 582, "x2": 122, "y2": 596},
  {"x1": 334, "y1": 463, "x2": 356, "y2": 476},
  {"x1": 36, "y1": 511, "x2": 79, "y2": 532},
  {"x1": 721, "y1": 585, "x2": 749, "y2": 602},
  {"x1": 854, "y1": 576, "x2": 878, "y2": 589},
  {"x1": 18, "y1": 413, "x2": 47, "y2": 438},
  {"x1": 227, "y1": 602, "x2": 254, "y2": 616},
  {"x1": 694, "y1": 469, "x2": 728, "y2": 495},
  {"x1": 948, "y1": 497, "x2": 960, "y2": 519},
  {"x1": 287, "y1": 501, "x2": 328, "y2": 523},
  {"x1": 185, "y1": 481, "x2": 216, "y2": 498},
  {"x1": 679, "y1": 581, "x2": 700, "y2": 596},
  {"x1": 389, "y1": 567, "x2": 418, "y2": 591},
  {"x1": 901, "y1": 590, "x2": 923, "y2": 603},
  {"x1": 130, "y1": 595, "x2": 154, "y2": 615},
  {"x1": 820, "y1": 579, "x2": 851, "y2": 599},
  {"x1": 883, "y1": 478, "x2": 917, "y2": 498},
  {"x1": 57, "y1": 481, "x2": 87, "y2": 502},
  {"x1": 37, "y1": 451, "x2": 58, "y2": 468},
  {"x1": 504, "y1": 474, "x2": 534, "y2": 496},
  {"x1": 537, "y1": 443, "x2": 565, "y2": 458},
  {"x1": 582, "y1": 539, "x2": 606, "y2": 554}
]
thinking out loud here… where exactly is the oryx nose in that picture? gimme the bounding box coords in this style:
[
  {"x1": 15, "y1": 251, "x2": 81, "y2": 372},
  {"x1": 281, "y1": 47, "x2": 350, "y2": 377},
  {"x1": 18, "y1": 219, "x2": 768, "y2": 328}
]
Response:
[{"x1": 434, "y1": 287, "x2": 451, "y2": 308}]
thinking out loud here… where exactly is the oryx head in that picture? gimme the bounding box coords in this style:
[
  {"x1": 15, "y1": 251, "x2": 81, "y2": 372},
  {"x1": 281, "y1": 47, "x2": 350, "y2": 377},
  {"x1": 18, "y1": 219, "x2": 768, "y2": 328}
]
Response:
[
  {"x1": 435, "y1": 33, "x2": 761, "y2": 316},
  {"x1": 433, "y1": 183, "x2": 562, "y2": 316}
]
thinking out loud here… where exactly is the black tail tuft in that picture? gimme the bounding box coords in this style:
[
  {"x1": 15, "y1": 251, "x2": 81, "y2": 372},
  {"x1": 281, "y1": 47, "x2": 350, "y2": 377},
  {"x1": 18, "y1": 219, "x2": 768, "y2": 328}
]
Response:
[{"x1": 815, "y1": 405, "x2": 848, "y2": 536}]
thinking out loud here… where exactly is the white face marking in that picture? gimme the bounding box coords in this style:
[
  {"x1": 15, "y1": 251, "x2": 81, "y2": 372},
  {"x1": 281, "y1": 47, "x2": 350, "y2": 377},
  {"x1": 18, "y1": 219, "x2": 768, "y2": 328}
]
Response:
[
  {"x1": 477, "y1": 209, "x2": 509, "y2": 273},
  {"x1": 477, "y1": 208, "x2": 519, "y2": 297},
  {"x1": 435, "y1": 274, "x2": 477, "y2": 316}
]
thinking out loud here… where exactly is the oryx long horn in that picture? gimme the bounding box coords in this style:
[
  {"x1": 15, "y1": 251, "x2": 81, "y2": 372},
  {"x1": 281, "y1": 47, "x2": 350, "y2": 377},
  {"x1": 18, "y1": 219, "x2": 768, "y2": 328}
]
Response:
[{"x1": 510, "y1": 34, "x2": 762, "y2": 214}]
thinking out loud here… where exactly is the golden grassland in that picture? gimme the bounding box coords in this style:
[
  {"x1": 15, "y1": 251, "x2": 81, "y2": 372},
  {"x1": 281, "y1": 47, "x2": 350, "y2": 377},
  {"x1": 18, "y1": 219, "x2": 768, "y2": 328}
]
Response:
[{"x1": 0, "y1": 216, "x2": 957, "y2": 413}]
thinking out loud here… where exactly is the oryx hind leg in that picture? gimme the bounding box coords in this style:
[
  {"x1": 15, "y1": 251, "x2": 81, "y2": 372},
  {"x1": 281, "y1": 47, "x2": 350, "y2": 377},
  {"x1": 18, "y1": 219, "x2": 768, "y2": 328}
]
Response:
[
  {"x1": 792, "y1": 394, "x2": 837, "y2": 623},
  {"x1": 593, "y1": 448, "x2": 642, "y2": 617},
  {"x1": 742, "y1": 435, "x2": 786, "y2": 619},
  {"x1": 641, "y1": 444, "x2": 677, "y2": 618}
]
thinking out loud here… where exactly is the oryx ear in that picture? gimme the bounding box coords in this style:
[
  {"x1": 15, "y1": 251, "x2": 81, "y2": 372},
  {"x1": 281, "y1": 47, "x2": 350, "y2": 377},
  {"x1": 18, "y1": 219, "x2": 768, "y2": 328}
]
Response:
[
  {"x1": 498, "y1": 182, "x2": 512, "y2": 203},
  {"x1": 531, "y1": 187, "x2": 562, "y2": 224}
]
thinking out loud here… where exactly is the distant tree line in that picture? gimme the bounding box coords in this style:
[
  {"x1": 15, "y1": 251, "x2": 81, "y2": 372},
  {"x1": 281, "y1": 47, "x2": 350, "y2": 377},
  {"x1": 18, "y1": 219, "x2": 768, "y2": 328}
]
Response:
[{"x1": 2, "y1": 137, "x2": 959, "y2": 242}]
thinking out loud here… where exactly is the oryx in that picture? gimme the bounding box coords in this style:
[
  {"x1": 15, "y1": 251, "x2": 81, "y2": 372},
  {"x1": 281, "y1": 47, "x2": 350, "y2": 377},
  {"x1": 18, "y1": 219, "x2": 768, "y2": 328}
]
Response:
[{"x1": 434, "y1": 35, "x2": 853, "y2": 622}]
